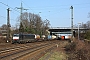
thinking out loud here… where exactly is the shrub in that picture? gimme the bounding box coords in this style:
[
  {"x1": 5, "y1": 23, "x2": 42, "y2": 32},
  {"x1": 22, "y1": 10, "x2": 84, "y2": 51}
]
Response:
[
  {"x1": 84, "y1": 30, "x2": 90, "y2": 40},
  {"x1": 65, "y1": 40, "x2": 90, "y2": 60}
]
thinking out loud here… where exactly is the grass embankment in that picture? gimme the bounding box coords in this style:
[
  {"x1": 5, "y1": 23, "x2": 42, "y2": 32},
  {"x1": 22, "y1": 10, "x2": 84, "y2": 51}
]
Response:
[
  {"x1": 49, "y1": 52, "x2": 67, "y2": 60},
  {"x1": 39, "y1": 41, "x2": 68, "y2": 60},
  {"x1": 39, "y1": 40, "x2": 90, "y2": 60},
  {"x1": 39, "y1": 51, "x2": 67, "y2": 60}
]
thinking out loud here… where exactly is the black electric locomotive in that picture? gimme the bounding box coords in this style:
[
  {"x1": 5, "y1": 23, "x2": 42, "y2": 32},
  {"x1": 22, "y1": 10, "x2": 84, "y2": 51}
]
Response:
[{"x1": 12, "y1": 34, "x2": 36, "y2": 44}]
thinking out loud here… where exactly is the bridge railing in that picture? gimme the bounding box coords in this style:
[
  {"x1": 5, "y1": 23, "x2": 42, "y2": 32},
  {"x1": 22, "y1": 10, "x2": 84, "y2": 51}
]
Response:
[{"x1": 50, "y1": 27, "x2": 88, "y2": 29}]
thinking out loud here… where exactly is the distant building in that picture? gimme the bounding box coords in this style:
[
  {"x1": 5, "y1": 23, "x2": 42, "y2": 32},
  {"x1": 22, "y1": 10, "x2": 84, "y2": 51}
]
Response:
[{"x1": 0, "y1": 30, "x2": 7, "y2": 38}]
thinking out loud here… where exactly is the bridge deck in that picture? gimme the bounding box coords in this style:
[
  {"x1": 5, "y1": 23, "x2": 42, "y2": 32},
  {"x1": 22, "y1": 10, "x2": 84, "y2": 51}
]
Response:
[{"x1": 48, "y1": 27, "x2": 88, "y2": 32}]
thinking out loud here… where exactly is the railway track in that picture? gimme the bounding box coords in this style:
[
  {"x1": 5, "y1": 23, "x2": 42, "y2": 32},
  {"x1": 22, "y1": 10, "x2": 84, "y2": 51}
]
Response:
[{"x1": 0, "y1": 40, "x2": 58, "y2": 60}]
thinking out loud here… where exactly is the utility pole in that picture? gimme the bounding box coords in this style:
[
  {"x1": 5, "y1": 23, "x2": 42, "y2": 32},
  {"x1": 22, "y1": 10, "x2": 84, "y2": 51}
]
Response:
[
  {"x1": 16, "y1": 2, "x2": 28, "y2": 30},
  {"x1": 7, "y1": 8, "x2": 11, "y2": 43},
  {"x1": 70, "y1": 6, "x2": 73, "y2": 41}
]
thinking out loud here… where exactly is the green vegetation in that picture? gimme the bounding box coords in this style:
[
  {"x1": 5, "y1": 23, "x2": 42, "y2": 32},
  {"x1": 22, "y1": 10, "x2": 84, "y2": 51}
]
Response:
[
  {"x1": 39, "y1": 52, "x2": 67, "y2": 60},
  {"x1": 49, "y1": 52, "x2": 67, "y2": 60},
  {"x1": 39, "y1": 53, "x2": 50, "y2": 60},
  {"x1": 84, "y1": 30, "x2": 90, "y2": 40},
  {"x1": 18, "y1": 12, "x2": 50, "y2": 35},
  {"x1": 19, "y1": 22, "x2": 24, "y2": 32}
]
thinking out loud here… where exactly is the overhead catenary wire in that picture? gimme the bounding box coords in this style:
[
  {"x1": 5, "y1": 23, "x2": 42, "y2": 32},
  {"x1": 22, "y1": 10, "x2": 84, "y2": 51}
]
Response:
[
  {"x1": 23, "y1": 2, "x2": 90, "y2": 11},
  {"x1": 0, "y1": 1, "x2": 22, "y2": 27},
  {"x1": 29, "y1": 3, "x2": 90, "y2": 8},
  {"x1": 0, "y1": 1, "x2": 90, "y2": 12},
  {"x1": 0, "y1": 1, "x2": 90, "y2": 14},
  {"x1": 0, "y1": 2, "x2": 20, "y2": 13},
  {"x1": 22, "y1": 1, "x2": 35, "y2": 13},
  {"x1": 0, "y1": 13, "x2": 18, "y2": 22},
  {"x1": 0, "y1": 1, "x2": 21, "y2": 20},
  {"x1": 0, "y1": 1, "x2": 90, "y2": 26}
]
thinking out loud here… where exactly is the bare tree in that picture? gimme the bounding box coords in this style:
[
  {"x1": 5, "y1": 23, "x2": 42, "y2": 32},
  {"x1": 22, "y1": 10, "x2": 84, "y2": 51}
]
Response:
[
  {"x1": 86, "y1": 21, "x2": 90, "y2": 29},
  {"x1": 42, "y1": 19, "x2": 50, "y2": 35},
  {"x1": 17, "y1": 12, "x2": 50, "y2": 35},
  {"x1": 82, "y1": 24, "x2": 87, "y2": 28},
  {"x1": 1, "y1": 24, "x2": 7, "y2": 30}
]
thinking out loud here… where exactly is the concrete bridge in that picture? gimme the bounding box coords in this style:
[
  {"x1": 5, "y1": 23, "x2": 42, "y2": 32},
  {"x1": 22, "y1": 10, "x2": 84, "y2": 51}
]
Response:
[{"x1": 48, "y1": 27, "x2": 88, "y2": 34}]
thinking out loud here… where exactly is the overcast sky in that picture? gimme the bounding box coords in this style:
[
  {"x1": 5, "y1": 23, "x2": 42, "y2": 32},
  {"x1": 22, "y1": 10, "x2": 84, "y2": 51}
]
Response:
[{"x1": 0, "y1": 0, "x2": 90, "y2": 27}]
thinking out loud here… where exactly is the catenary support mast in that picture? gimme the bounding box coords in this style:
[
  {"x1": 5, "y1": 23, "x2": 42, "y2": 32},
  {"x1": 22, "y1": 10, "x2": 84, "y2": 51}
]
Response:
[
  {"x1": 70, "y1": 6, "x2": 73, "y2": 41},
  {"x1": 7, "y1": 8, "x2": 11, "y2": 43},
  {"x1": 16, "y1": 2, "x2": 28, "y2": 29}
]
